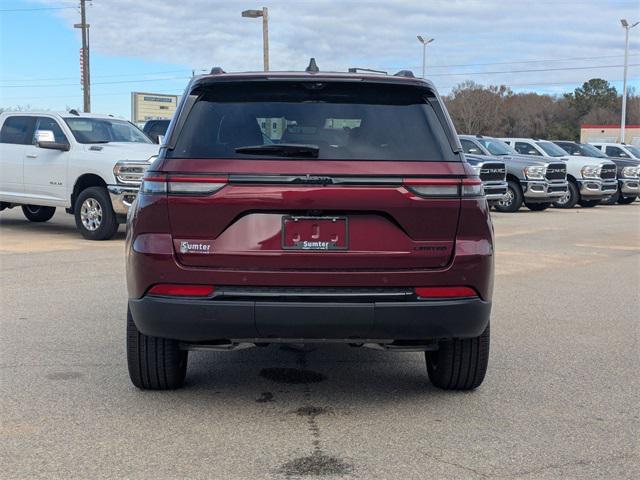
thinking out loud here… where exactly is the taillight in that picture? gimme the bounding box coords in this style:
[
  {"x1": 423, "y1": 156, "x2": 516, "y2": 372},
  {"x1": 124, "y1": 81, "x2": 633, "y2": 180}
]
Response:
[
  {"x1": 415, "y1": 286, "x2": 478, "y2": 299},
  {"x1": 140, "y1": 174, "x2": 227, "y2": 195},
  {"x1": 403, "y1": 178, "x2": 484, "y2": 198},
  {"x1": 148, "y1": 284, "x2": 215, "y2": 297}
]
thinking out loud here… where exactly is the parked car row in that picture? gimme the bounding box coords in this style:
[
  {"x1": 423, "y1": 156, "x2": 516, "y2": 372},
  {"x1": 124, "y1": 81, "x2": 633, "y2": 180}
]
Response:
[{"x1": 460, "y1": 135, "x2": 639, "y2": 211}]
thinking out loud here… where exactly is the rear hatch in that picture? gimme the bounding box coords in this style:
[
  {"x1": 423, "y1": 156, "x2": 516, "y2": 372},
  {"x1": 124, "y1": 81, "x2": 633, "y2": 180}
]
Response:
[{"x1": 159, "y1": 79, "x2": 466, "y2": 271}]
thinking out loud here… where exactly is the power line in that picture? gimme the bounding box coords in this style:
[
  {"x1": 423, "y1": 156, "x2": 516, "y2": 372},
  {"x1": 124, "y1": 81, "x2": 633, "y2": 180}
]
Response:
[
  {"x1": 380, "y1": 54, "x2": 640, "y2": 70},
  {"x1": 427, "y1": 63, "x2": 640, "y2": 77},
  {"x1": 1, "y1": 76, "x2": 191, "y2": 88},
  {"x1": 0, "y1": 69, "x2": 192, "y2": 83},
  {"x1": 0, "y1": 6, "x2": 78, "y2": 12}
]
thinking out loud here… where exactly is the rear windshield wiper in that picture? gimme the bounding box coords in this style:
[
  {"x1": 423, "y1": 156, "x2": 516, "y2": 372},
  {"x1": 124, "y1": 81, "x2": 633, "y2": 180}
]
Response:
[{"x1": 235, "y1": 143, "x2": 319, "y2": 158}]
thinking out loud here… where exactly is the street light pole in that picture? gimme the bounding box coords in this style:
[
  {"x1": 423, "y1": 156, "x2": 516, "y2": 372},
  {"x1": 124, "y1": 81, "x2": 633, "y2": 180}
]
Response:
[
  {"x1": 620, "y1": 19, "x2": 639, "y2": 143},
  {"x1": 416, "y1": 36, "x2": 434, "y2": 79},
  {"x1": 242, "y1": 7, "x2": 269, "y2": 71}
]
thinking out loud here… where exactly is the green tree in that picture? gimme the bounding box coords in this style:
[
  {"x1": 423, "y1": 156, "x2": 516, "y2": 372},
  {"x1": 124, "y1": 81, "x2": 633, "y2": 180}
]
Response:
[{"x1": 566, "y1": 78, "x2": 618, "y2": 118}]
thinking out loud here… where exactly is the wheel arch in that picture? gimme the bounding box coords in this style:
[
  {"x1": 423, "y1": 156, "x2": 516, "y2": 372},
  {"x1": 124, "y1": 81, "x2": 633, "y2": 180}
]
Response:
[{"x1": 70, "y1": 174, "x2": 108, "y2": 213}]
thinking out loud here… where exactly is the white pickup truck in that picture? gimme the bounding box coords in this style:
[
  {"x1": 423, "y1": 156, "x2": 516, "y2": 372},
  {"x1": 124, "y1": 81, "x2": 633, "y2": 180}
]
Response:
[{"x1": 0, "y1": 111, "x2": 158, "y2": 240}]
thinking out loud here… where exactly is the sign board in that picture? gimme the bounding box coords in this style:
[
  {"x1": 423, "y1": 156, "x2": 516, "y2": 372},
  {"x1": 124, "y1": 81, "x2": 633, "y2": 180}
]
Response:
[{"x1": 131, "y1": 92, "x2": 179, "y2": 123}]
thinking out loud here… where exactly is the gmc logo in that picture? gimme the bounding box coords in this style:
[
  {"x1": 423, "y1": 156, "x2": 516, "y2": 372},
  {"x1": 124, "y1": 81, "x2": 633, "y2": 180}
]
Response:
[
  {"x1": 546, "y1": 169, "x2": 564, "y2": 174},
  {"x1": 481, "y1": 168, "x2": 505, "y2": 174}
]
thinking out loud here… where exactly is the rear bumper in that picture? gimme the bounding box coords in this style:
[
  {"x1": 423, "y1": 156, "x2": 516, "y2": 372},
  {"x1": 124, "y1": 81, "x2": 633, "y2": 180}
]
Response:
[{"x1": 129, "y1": 295, "x2": 491, "y2": 342}]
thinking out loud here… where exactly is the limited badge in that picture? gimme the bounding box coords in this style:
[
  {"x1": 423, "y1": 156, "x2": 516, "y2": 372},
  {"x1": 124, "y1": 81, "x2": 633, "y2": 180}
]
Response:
[{"x1": 179, "y1": 241, "x2": 212, "y2": 254}]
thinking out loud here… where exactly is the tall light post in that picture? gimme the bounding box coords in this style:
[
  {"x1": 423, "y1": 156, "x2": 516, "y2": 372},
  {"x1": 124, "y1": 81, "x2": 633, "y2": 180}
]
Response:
[
  {"x1": 620, "y1": 19, "x2": 639, "y2": 142},
  {"x1": 416, "y1": 35, "x2": 434, "y2": 79},
  {"x1": 242, "y1": 7, "x2": 269, "y2": 71}
]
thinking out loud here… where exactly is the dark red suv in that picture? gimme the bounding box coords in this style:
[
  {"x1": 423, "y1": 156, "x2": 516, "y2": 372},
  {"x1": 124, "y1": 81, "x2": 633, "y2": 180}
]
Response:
[{"x1": 125, "y1": 64, "x2": 494, "y2": 391}]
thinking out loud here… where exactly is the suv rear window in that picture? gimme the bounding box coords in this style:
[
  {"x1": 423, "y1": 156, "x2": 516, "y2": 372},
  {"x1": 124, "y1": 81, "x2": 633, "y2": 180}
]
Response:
[{"x1": 168, "y1": 82, "x2": 457, "y2": 161}]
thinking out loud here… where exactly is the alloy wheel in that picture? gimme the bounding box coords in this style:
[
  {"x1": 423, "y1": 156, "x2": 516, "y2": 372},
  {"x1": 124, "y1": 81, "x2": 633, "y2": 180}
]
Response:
[{"x1": 80, "y1": 198, "x2": 103, "y2": 231}]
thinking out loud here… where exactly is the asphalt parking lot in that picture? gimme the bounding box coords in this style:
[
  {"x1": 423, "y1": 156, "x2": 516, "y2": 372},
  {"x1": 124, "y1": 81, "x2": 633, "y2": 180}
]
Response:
[{"x1": 1, "y1": 204, "x2": 638, "y2": 479}]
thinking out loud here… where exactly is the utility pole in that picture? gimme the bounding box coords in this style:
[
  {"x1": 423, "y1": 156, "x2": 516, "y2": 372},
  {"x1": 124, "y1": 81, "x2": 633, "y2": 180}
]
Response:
[
  {"x1": 620, "y1": 19, "x2": 639, "y2": 143},
  {"x1": 74, "y1": 0, "x2": 91, "y2": 112}
]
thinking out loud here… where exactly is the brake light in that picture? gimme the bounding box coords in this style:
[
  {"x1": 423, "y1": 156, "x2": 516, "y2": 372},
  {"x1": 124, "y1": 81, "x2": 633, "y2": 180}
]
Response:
[
  {"x1": 415, "y1": 286, "x2": 478, "y2": 299},
  {"x1": 403, "y1": 178, "x2": 484, "y2": 197},
  {"x1": 148, "y1": 284, "x2": 215, "y2": 297},
  {"x1": 140, "y1": 174, "x2": 227, "y2": 195}
]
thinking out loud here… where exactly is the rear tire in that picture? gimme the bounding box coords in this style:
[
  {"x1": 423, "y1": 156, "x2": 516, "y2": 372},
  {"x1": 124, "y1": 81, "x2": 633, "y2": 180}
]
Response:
[
  {"x1": 493, "y1": 180, "x2": 523, "y2": 213},
  {"x1": 426, "y1": 324, "x2": 490, "y2": 390},
  {"x1": 617, "y1": 195, "x2": 637, "y2": 205},
  {"x1": 578, "y1": 199, "x2": 600, "y2": 208},
  {"x1": 525, "y1": 202, "x2": 551, "y2": 211},
  {"x1": 74, "y1": 186, "x2": 119, "y2": 240},
  {"x1": 553, "y1": 181, "x2": 579, "y2": 209},
  {"x1": 127, "y1": 307, "x2": 188, "y2": 390},
  {"x1": 22, "y1": 205, "x2": 56, "y2": 222}
]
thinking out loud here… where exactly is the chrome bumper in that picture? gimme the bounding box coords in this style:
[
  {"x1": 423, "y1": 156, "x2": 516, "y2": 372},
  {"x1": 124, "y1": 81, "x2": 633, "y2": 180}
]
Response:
[
  {"x1": 523, "y1": 180, "x2": 568, "y2": 200},
  {"x1": 578, "y1": 179, "x2": 618, "y2": 198},
  {"x1": 107, "y1": 185, "x2": 139, "y2": 215},
  {"x1": 619, "y1": 178, "x2": 639, "y2": 195},
  {"x1": 483, "y1": 180, "x2": 508, "y2": 201}
]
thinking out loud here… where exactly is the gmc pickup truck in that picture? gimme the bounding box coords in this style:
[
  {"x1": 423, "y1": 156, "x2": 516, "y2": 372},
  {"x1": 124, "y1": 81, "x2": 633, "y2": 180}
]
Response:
[{"x1": 0, "y1": 111, "x2": 158, "y2": 239}]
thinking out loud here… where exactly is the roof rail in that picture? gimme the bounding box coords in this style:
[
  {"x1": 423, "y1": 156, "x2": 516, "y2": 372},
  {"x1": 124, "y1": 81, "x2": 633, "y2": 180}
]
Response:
[
  {"x1": 305, "y1": 58, "x2": 319, "y2": 73},
  {"x1": 347, "y1": 67, "x2": 387, "y2": 75},
  {"x1": 393, "y1": 70, "x2": 415, "y2": 78},
  {"x1": 210, "y1": 67, "x2": 226, "y2": 74}
]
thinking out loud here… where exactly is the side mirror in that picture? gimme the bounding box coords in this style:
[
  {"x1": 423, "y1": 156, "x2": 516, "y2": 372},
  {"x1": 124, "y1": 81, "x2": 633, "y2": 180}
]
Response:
[
  {"x1": 157, "y1": 134, "x2": 165, "y2": 144},
  {"x1": 35, "y1": 130, "x2": 70, "y2": 152}
]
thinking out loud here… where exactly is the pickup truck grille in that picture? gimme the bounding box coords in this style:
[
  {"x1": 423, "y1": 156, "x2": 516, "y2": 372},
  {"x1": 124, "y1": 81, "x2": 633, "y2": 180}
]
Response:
[
  {"x1": 600, "y1": 164, "x2": 616, "y2": 179},
  {"x1": 479, "y1": 163, "x2": 506, "y2": 182},
  {"x1": 545, "y1": 163, "x2": 566, "y2": 180}
]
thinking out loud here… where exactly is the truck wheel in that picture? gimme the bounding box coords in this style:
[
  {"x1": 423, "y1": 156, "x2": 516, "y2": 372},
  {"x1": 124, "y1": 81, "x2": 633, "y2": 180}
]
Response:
[
  {"x1": 600, "y1": 190, "x2": 619, "y2": 205},
  {"x1": 426, "y1": 324, "x2": 490, "y2": 390},
  {"x1": 493, "y1": 180, "x2": 523, "y2": 212},
  {"x1": 74, "y1": 187, "x2": 119, "y2": 240},
  {"x1": 617, "y1": 195, "x2": 637, "y2": 205},
  {"x1": 525, "y1": 202, "x2": 550, "y2": 211},
  {"x1": 127, "y1": 307, "x2": 188, "y2": 390},
  {"x1": 22, "y1": 205, "x2": 56, "y2": 222},
  {"x1": 553, "y1": 181, "x2": 579, "y2": 209},
  {"x1": 578, "y1": 199, "x2": 600, "y2": 208}
]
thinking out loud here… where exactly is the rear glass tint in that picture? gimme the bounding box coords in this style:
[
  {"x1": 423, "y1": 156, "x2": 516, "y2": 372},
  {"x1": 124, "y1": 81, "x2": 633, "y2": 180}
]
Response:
[{"x1": 168, "y1": 82, "x2": 457, "y2": 161}]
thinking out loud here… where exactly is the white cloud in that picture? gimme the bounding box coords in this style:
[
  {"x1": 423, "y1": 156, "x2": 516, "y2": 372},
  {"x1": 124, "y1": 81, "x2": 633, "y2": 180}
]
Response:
[{"x1": 47, "y1": 0, "x2": 640, "y2": 93}]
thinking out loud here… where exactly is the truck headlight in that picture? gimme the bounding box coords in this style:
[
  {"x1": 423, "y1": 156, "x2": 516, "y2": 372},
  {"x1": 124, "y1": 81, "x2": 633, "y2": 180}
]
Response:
[
  {"x1": 113, "y1": 161, "x2": 149, "y2": 185},
  {"x1": 581, "y1": 165, "x2": 601, "y2": 179},
  {"x1": 621, "y1": 166, "x2": 639, "y2": 178},
  {"x1": 524, "y1": 165, "x2": 545, "y2": 180}
]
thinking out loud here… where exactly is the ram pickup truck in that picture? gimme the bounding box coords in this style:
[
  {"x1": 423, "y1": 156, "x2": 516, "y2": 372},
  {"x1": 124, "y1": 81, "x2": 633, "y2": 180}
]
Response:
[
  {"x1": 459, "y1": 135, "x2": 568, "y2": 212},
  {"x1": 553, "y1": 141, "x2": 639, "y2": 205},
  {"x1": 126, "y1": 63, "x2": 494, "y2": 391},
  {"x1": 0, "y1": 111, "x2": 158, "y2": 239},
  {"x1": 142, "y1": 119, "x2": 170, "y2": 144},
  {"x1": 463, "y1": 154, "x2": 508, "y2": 205},
  {"x1": 501, "y1": 138, "x2": 617, "y2": 208}
]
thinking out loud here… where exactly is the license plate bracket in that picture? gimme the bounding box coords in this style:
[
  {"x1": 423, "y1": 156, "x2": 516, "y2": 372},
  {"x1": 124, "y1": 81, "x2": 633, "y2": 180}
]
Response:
[{"x1": 281, "y1": 216, "x2": 348, "y2": 251}]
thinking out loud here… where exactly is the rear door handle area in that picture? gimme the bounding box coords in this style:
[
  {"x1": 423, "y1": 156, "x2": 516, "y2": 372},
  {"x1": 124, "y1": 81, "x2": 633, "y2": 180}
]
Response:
[{"x1": 26, "y1": 154, "x2": 38, "y2": 158}]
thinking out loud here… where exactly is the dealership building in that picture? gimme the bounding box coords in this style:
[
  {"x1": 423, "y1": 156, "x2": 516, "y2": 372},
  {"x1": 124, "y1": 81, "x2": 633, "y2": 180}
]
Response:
[{"x1": 580, "y1": 124, "x2": 640, "y2": 145}]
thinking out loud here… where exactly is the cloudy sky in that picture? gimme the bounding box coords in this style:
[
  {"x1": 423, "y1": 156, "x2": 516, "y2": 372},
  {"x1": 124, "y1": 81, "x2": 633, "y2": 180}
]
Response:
[{"x1": 1, "y1": 0, "x2": 639, "y2": 119}]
